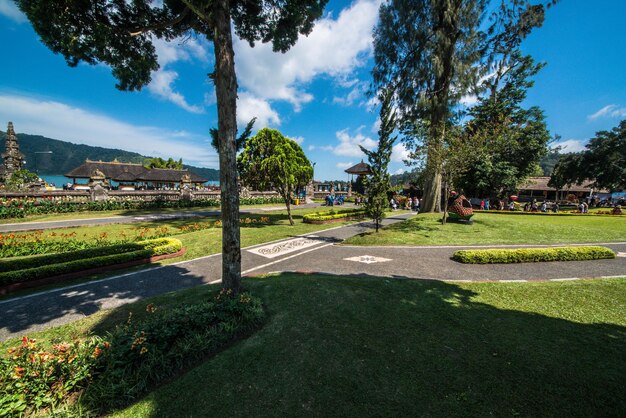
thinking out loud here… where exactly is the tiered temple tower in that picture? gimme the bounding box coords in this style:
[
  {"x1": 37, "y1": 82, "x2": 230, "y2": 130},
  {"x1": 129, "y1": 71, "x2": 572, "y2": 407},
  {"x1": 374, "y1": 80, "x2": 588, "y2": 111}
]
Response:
[{"x1": 1, "y1": 122, "x2": 24, "y2": 180}]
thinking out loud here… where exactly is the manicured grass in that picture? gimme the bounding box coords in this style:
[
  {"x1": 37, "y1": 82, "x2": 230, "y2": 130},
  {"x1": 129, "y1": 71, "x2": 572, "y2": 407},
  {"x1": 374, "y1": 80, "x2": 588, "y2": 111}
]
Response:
[
  {"x1": 344, "y1": 212, "x2": 626, "y2": 246},
  {"x1": 3, "y1": 275, "x2": 623, "y2": 416},
  {"x1": 0, "y1": 202, "x2": 290, "y2": 224},
  {"x1": 0, "y1": 208, "x2": 364, "y2": 298}
]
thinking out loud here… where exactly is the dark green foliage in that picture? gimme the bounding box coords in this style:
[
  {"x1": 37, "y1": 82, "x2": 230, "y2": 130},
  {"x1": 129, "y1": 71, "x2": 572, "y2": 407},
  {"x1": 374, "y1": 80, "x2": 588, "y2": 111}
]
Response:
[
  {"x1": 144, "y1": 157, "x2": 184, "y2": 170},
  {"x1": 373, "y1": 0, "x2": 553, "y2": 209},
  {"x1": 210, "y1": 117, "x2": 256, "y2": 152},
  {"x1": 373, "y1": 0, "x2": 487, "y2": 211},
  {"x1": 361, "y1": 89, "x2": 395, "y2": 232},
  {"x1": 0, "y1": 292, "x2": 265, "y2": 416},
  {"x1": 0, "y1": 238, "x2": 182, "y2": 286},
  {"x1": 0, "y1": 336, "x2": 108, "y2": 416},
  {"x1": 459, "y1": 53, "x2": 551, "y2": 197},
  {"x1": 550, "y1": 120, "x2": 626, "y2": 191},
  {"x1": 238, "y1": 128, "x2": 312, "y2": 225},
  {"x1": 452, "y1": 246, "x2": 616, "y2": 264},
  {"x1": 82, "y1": 291, "x2": 265, "y2": 413},
  {"x1": 539, "y1": 147, "x2": 562, "y2": 176},
  {"x1": 3, "y1": 169, "x2": 39, "y2": 191}
]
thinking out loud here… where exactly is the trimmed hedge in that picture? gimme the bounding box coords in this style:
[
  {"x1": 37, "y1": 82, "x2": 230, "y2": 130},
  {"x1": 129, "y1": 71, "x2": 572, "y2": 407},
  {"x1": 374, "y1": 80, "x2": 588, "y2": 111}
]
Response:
[
  {"x1": 452, "y1": 246, "x2": 616, "y2": 264},
  {"x1": 0, "y1": 238, "x2": 182, "y2": 286},
  {"x1": 303, "y1": 209, "x2": 366, "y2": 223}
]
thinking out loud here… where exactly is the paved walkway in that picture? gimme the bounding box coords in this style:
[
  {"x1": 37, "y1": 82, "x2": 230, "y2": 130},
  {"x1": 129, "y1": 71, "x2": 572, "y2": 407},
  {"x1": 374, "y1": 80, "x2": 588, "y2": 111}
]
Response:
[{"x1": 1, "y1": 212, "x2": 625, "y2": 341}]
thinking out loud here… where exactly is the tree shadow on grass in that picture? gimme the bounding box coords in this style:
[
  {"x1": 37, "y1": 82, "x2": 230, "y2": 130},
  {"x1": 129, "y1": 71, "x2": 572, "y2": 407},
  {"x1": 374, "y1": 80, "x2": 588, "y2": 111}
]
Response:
[{"x1": 131, "y1": 273, "x2": 625, "y2": 418}]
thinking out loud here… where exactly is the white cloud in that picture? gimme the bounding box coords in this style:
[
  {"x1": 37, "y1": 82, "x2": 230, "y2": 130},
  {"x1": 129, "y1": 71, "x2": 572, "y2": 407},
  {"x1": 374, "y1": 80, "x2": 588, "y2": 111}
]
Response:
[
  {"x1": 333, "y1": 82, "x2": 367, "y2": 106},
  {"x1": 336, "y1": 161, "x2": 355, "y2": 169},
  {"x1": 555, "y1": 139, "x2": 587, "y2": 153},
  {"x1": 588, "y1": 104, "x2": 626, "y2": 121},
  {"x1": 148, "y1": 71, "x2": 204, "y2": 113},
  {"x1": 460, "y1": 94, "x2": 479, "y2": 107},
  {"x1": 289, "y1": 136, "x2": 305, "y2": 145},
  {"x1": 234, "y1": 0, "x2": 380, "y2": 111},
  {"x1": 147, "y1": 37, "x2": 209, "y2": 113},
  {"x1": 237, "y1": 92, "x2": 281, "y2": 128},
  {"x1": 0, "y1": 94, "x2": 218, "y2": 168},
  {"x1": 393, "y1": 168, "x2": 406, "y2": 175},
  {"x1": 308, "y1": 145, "x2": 316, "y2": 151},
  {"x1": 326, "y1": 128, "x2": 377, "y2": 157},
  {"x1": 0, "y1": 0, "x2": 26, "y2": 23},
  {"x1": 391, "y1": 142, "x2": 410, "y2": 163}
]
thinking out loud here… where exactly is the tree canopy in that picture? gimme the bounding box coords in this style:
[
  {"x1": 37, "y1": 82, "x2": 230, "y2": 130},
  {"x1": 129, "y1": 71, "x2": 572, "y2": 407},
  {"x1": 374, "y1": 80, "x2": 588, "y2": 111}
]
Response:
[
  {"x1": 372, "y1": 0, "x2": 554, "y2": 210},
  {"x1": 144, "y1": 157, "x2": 184, "y2": 170},
  {"x1": 237, "y1": 128, "x2": 313, "y2": 225},
  {"x1": 17, "y1": 0, "x2": 328, "y2": 293},
  {"x1": 361, "y1": 90, "x2": 396, "y2": 232},
  {"x1": 550, "y1": 120, "x2": 626, "y2": 191},
  {"x1": 458, "y1": 53, "x2": 550, "y2": 197}
]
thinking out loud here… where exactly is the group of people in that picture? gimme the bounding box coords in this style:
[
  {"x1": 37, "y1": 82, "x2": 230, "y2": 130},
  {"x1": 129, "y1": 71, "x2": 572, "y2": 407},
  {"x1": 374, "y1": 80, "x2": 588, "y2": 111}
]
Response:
[
  {"x1": 325, "y1": 194, "x2": 344, "y2": 206},
  {"x1": 389, "y1": 197, "x2": 420, "y2": 212}
]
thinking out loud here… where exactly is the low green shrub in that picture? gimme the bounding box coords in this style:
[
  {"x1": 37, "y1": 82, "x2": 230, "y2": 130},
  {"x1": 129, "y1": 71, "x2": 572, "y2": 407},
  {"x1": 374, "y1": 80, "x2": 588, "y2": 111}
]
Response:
[
  {"x1": 452, "y1": 246, "x2": 616, "y2": 264},
  {"x1": 0, "y1": 291, "x2": 265, "y2": 416},
  {"x1": 303, "y1": 209, "x2": 366, "y2": 223},
  {"x1": 0, "y1": 238, "x2": 182, "y2": 286}
]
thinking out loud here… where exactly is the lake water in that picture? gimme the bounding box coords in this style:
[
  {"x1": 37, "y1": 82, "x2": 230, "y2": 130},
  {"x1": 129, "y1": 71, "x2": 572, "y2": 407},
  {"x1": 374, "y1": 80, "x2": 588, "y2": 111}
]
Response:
[{"x1": 40, "y1": 174, "x2": 220, "y2": 188}]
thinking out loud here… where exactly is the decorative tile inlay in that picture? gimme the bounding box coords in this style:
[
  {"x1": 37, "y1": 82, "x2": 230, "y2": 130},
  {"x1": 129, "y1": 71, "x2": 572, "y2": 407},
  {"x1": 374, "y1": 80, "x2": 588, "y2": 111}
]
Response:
[
  {"x1": 248, "y1": 237, "x2": 323, "y2": 259},
  {"x1": 343, "y1": 255, "x2": 392, "y2": 264}
]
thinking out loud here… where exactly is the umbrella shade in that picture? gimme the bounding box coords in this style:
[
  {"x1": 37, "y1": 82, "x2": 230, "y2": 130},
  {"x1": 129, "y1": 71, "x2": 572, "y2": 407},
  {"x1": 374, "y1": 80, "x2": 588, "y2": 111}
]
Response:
[{"x1": 344, "y1": 160, "x2": 371, "y2": 175}]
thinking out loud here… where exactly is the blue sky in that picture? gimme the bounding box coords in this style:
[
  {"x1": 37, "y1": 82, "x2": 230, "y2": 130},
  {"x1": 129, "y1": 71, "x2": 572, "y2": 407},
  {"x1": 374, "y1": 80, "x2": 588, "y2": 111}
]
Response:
[{"x1": 0, "y1": 0, "x2": 624, "y2": 181}]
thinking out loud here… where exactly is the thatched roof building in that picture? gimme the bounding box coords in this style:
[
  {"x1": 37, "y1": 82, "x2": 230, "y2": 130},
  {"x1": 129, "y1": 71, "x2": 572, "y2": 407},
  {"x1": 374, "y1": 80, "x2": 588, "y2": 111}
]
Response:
[{"x1": 66, "y1": 160, "x2": 207, "y2": 185}]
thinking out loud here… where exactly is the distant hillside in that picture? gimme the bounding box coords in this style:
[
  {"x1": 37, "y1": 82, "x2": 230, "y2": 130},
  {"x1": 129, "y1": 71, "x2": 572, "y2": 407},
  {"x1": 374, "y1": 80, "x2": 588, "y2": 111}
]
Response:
[{"x1": 0, "y1": 131, "x2": 219, "y2": 181}]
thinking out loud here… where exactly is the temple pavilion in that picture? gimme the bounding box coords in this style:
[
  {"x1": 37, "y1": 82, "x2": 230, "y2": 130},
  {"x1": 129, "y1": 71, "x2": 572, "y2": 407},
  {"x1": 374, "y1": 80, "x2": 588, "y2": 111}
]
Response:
[{"x1": 66, "y1": 160, "x2": 207, "y2": 189}]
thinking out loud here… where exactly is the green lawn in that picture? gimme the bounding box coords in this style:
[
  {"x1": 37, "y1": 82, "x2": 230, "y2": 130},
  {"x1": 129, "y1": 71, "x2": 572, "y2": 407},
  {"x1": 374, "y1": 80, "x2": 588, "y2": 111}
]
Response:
[
  {"x1": 0, "y1": 202, "x2": 290, "y2": 224},
  {"x1": 344, "y1": 212, "x2": 626, "y2": 246},
  {"x1": 0, "y1": 207, "x2": 367, "y2": 299},
  {"x1": 3, "y1": 275, "x2": 624, "y2": 417}
]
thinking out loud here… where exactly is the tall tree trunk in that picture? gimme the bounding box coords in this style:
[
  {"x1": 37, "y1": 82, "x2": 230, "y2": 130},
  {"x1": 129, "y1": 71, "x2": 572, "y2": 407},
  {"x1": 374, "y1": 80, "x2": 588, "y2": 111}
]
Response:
[{"x1": 213, "y1": 0, "x2": 241, "y2": 293}]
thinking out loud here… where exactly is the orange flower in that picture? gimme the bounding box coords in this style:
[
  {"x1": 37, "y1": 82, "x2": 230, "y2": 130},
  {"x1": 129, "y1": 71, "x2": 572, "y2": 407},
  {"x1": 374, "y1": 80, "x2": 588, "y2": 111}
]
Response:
[
  {"x1": 93, "y1": 347, "x2": 102, "y2": 358},
  {"x1": 13, "y1": 367, "x2": 25, "y2": 379}
]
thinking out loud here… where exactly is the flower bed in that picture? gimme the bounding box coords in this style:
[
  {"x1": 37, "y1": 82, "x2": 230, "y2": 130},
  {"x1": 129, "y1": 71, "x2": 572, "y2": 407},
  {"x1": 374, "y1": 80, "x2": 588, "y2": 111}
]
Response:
[
  {"x1": 303, "y1": 209, "x2": 367, "y2": 224},
  {"x1": 452, "y1": 246, "x2": 616, "y2": 264},
  {"x1": 0, "y1": 291, "x2": 265, "y2": 416},
  {"x1": 0, "y1": 238, "x2": 183, "y2": 290}
]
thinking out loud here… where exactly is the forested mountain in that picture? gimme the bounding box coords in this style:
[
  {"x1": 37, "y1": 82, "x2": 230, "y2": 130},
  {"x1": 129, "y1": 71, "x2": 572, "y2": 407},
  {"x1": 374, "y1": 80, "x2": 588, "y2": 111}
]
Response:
[{"x1": 0, "y1": 131, "x2": 219, "y2": 181}]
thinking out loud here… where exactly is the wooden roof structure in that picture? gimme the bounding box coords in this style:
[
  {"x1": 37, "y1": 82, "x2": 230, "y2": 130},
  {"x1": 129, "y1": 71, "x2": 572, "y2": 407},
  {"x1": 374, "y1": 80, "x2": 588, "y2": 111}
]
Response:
[
  {"x1": 344, "y1": 160, "x2": 371, "y2": 175},
  {"x1": 65, "y1": 160, "x2": 207, "y2": 183},
  {"x1": 518, "y1": 177, "x2": 608, "y2": 193}
]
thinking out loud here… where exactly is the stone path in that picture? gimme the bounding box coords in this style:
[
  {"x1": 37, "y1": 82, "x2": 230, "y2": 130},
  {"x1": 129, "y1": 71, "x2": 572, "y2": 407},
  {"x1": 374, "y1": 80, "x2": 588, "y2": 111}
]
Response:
[{"x1": 1, "y1": 212, "x2": 625, "y2": 341}]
